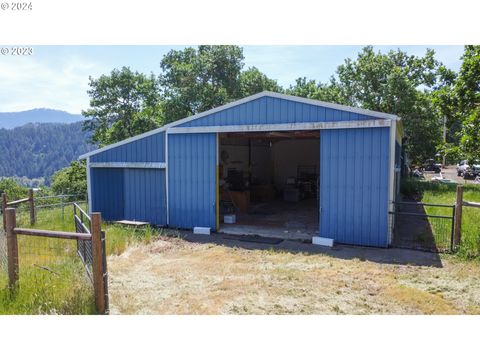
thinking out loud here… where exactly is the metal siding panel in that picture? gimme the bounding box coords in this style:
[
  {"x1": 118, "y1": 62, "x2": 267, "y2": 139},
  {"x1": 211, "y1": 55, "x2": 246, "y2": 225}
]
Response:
[
  {"x1": 337, "y1": 130, "x2": 346, "y2": 241},
  {"x1": 240, "y1": 101, "x2": 247, "y2": 125},
  {"x1": 91, "y1": 131, "x2": 165, "y2": 163},
  {"x1": 91, "y1": 168, "x2": 124, "y2": 221},
  {"x1": 168, "y1": 133, "x2": 216, "y2": 229},
  {"x1": 123, "y1": 169, "x2": 167, "y2": 225},
  {"x1": 362, "y1": 129, "x2": 373, "y2": 245},
  {"x1": 345, "y1": 129, "x2": 355, "y2": 242},
  {"x1": 353, "y1": 129, "x2": 364, "y2": 245},
  {"x1": 172, "y1": 96, "x2": 382, "y2": 128},
  {"x1": 320, "y1": 127, "x2": 389, "y2": 247},
  {"x1": 266, "y1": 97, "x2": 274, "y2": 124}
]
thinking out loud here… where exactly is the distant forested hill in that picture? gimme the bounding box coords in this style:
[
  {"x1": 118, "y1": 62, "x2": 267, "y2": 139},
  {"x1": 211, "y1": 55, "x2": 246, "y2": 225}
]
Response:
[
  {"x1": 0, "y1": 109, "x2": 83, "y2": 129},
  {"x1": 0, "y1": 122, "x2": 96, "y2": 183}
]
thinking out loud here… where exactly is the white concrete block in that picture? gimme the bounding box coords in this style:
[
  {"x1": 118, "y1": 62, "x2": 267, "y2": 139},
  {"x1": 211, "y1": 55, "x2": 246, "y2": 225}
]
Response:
[
  {"x1": 312, "y1": 236, "x2": 334, "y2": 247},
  {"x1": 194, "y1": 227, "x2": 211, "y2": 235}
]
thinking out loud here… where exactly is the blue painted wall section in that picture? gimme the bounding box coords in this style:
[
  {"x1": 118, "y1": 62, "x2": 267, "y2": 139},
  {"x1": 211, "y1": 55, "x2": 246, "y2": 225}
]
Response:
[
  {"x1": 89, "y1": 131, "x2": 168, "y2": 225},
  {"x1": 175, "y1": 96, "x2": 377, "y2": 128},
  {"x1": 124, "y1": 169, "x2": 167, "y2": 225},
  {"x1": 91, "y1": 168, "x2": 125, "y2": 221},
  {"x1": 91, "y1": 131, "x2": 165, "y2": 162},
  {"x1": 319, "y1": 127, "x2": 390, "y2": 247},
  {"x1": 168, "y1": 133, "x2": 217, "y2": 230}
]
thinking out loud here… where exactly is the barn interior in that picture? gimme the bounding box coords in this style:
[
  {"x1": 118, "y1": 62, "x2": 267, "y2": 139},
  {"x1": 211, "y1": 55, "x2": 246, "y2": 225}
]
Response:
[{"x1": 218, "y1": 131, "x2": 319, "y2": 240}]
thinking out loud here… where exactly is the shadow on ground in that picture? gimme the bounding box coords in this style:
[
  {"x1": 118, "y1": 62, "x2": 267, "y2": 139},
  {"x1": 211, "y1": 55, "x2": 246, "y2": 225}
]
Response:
[{"x1": 168, "y1": 230, "x2": 443, "y2": 268}]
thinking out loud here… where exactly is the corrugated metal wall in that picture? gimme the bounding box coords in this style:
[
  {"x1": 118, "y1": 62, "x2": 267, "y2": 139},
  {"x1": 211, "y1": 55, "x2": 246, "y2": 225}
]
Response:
[
  {"x1": 168, "y1": 133, "x2": 217, "y2": 229},
  {"x1": 91, "y1": 131, "x2": 165, "y2": 162},
  {"x1": 319, "y1": 127, "x2": 390, "y2": 247},
  {"x1": 91, "y1": 168, "x2": 124, "y2": 221},
  {"x1": 90, "y1": 131, "x2": 167, "y2": 224},
  {"x1": 176, "y1": 96, "x2": 377, "y2": 128},
  {"x1": 124, "y1": 169, "x2": 167, "y2": 225}
]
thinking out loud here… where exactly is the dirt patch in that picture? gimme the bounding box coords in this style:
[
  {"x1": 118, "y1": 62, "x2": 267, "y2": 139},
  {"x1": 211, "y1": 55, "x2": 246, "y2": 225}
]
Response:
[{"x1": 107, "y1": 236, "x2": 480, "y2": 315}]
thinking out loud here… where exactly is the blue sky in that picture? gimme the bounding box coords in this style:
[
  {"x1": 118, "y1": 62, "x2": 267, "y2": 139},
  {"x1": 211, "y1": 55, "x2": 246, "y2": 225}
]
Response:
[{"x1": 0, "y1": 45, "x2": 465, "y2": 114}]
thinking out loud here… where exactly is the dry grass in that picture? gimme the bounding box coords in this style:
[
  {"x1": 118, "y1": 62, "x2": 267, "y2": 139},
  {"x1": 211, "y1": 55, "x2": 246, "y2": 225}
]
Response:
[{"x1": 108, "y1": 236, "x2": 480, "y2": 315}]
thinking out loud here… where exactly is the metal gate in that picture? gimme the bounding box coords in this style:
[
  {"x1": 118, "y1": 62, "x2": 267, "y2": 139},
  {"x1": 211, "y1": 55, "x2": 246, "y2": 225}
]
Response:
[{"x1": 390, "y1": 201, "x2": 455, "y2": 252}]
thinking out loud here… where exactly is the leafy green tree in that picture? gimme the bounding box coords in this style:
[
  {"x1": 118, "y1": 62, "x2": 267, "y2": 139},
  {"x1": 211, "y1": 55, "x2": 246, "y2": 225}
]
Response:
[
  {"x1": 239, "y1": 67, "x2": 282, "y2": 97},
  {"x1": 455, "y1": 46, "x2": 480, "y2": 163},
  {"x1": 0, "y1": 178, "x2": 28, "y2": 200},
  {"x1": 160, "y1": 46, "x2": 281, "y2": 122},
  {"x1": 160, "y1": 46, "x2": 245, "y2": 122},
  {"x1": 82, "y1": 67, "x2": 163, "y2": 146},
  {"x1": 332, "y1": 46, "x2": 443, "y2": 164},
  {"x1": 287, "y1": 47, "x2": 445, "y2": 164},
  {"x1": 51, "y1": 160, "x2": 87, "y2": 196},
  {"x1": 286, "y1": 77, "x2": 350, "y2": 104}
]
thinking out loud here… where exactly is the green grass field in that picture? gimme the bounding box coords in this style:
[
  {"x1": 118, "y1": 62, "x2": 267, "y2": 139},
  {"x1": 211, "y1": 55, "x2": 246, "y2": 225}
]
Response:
[{"x1": 0, "y1": 204, "x2": 161, "y2": 315}]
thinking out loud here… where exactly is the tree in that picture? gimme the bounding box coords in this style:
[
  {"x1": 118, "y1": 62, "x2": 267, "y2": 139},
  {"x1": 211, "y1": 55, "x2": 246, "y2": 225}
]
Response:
[
  {"x1": 331, "y1": 46, "x2": 443, "y2": 164},
  {"x1": 160, "y1": 46, "x2": 281, "y2": 122},
  {"x1": 160, "y1": 46, "x2": 245, "y2": 122},
  {"x1": 239, "y1": 66, "x2": 282, "y2": 97},
  {"x1": 286, "y1": 77, "x2": 351, "y2": 104},
  {"x1": 51, "y1": 160, "x2": 87, "y2": 195},
  {"x1": 455, "y1": 46, "x2": 480, "y2": 163},
  {"x1": 431, "y1": 66, "x2": 462, "y2": 164},
  {"x1": 0, "y1": 178, "x2": 28, "y2": 200},
  {"x1": 82, "y1": 67, "x2": 163, "y2": 146}
]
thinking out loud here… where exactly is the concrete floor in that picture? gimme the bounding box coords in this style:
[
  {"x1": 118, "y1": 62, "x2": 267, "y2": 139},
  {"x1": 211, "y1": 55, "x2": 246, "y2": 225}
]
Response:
[{"x1": 219, "y1": 198, "x2": 319, "y2": 240}]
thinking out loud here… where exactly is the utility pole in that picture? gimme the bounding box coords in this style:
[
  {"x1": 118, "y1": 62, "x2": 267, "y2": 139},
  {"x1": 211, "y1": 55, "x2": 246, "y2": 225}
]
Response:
[{"x1": 442, "y1": 116, "x2": 447, "y2": 167}]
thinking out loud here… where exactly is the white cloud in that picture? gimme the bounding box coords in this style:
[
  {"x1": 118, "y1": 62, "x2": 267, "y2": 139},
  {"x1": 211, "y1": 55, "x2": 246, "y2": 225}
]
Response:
[{"x1": 0, "y1": 54, "x2": 96, "y2": 113}]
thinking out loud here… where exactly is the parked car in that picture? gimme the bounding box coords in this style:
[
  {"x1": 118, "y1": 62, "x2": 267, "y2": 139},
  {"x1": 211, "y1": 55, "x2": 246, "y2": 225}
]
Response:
[
  {"x1": 457, "y1": 160, "x2": 480, "y2": 177},
  {"x1": 422, "y1": 159, "x2": 442, "y2": 173},
  {"x1": 463, "y1": 164, "x2": 480, "y2": 180},
  {"x1": 457, "y1": 160, "x2": 469, "y2": 176}
]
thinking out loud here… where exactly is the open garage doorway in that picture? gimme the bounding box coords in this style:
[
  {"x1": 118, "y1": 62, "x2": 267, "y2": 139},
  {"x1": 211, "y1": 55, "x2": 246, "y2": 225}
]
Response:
[{"x1": 218, "y1": 131, "x2": 319, "y2": 240}]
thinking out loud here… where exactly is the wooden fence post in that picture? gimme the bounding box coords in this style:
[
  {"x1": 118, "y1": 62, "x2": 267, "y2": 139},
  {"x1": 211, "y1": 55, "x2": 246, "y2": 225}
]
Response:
[
  {"x1": 454, "y1": 185, "x2": 463, "y2": 247},
  {"x1": 5, "y1": 208, "x2": 19, "y2": 289},
  {"x1": 28, "y1": 189, "x2": 35, "y2": 226},
  {"x1": 61, "y1": 195, "x2": 65, "y2": 220},
  {"x1": 1, "y1": 193, "x2": 7, "y2": 231},
  {"x1": 91, "y1": 212, "x2": 106, "y2": 314}
]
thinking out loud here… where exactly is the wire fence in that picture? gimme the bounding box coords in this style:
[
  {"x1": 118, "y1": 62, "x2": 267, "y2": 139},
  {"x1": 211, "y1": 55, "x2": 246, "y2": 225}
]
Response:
[
  {"x1": 0, "y1": 195, "x2": 100, "y2": 314},
  {"x1": 15, "y1": 230, "x2": 94, "y2": 314}
]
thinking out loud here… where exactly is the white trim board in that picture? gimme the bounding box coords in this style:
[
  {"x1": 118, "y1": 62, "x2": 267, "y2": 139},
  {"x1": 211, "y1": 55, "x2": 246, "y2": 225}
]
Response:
[
  {"x1": 89, "y1": 162, "x2": 166, "y2": 169},
  {"x1": 86, "y1": 157, "x2": 92, "y2": 213},
  {"x1": 79, "y1": 91, "x2": 399, "y2": 159},
  {"x1": 167, "y1": 119, "x2": 391, "y2": 134},
  {"x1": 387, "y1": 119, "x2": 397, "y2": 245}
]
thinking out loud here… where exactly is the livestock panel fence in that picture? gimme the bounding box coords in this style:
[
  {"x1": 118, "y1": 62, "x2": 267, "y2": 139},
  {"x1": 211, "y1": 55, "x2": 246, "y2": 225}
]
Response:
[
  {"x1": 0, "y1": 201, "x2": 108, "y2": 314},
  {"x1": 389, "y1": 201, "x2": 455, "y2": 252},
  {"x1": 390, "y1": 185, "x2": 480, "y2": 253}
]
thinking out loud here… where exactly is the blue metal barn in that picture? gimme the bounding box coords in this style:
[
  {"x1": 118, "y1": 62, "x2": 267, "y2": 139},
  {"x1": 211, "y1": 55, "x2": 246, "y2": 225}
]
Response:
[{"x1": 80, "y1": 92, "x2": 402, "y2": 247}]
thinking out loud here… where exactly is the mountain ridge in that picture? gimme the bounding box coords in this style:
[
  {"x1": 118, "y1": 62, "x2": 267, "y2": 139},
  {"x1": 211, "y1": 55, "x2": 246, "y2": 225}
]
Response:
[
  {"x1": 0, "y1": 121, "x2": 96, "y2": 184},
  {"x1": 0, "y1": 108, "x2": 84, "y2": 129}
]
